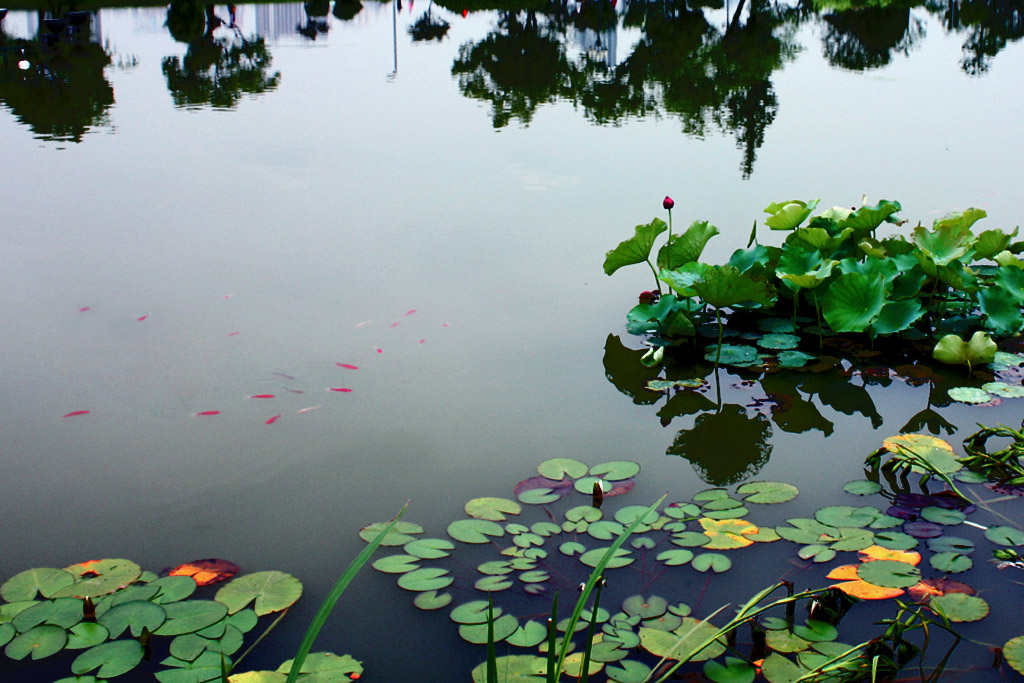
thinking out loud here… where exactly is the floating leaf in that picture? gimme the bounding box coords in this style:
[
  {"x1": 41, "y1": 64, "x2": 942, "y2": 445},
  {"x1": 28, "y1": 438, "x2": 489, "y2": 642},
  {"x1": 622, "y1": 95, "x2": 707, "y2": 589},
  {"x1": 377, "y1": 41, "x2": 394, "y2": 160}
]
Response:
[
  {"x1": 758, "y1": 334, "x2": 800, "y2": 350},
  {"x1": 589, "y1": 461, "x2": 641, "y2": 481},
  {"x1": 703, "y1": 656, "x2": 756, "y2": 683},
  {"x1": 448, "y1": 519, "x2": 505, "y2": 544},
  {"x1": 605, "y1": 660, "x2": 652, "y2": 683},
  {"x1": 903, "y1": 521, "x2": 943, "y2": 539},
  {"x1": 638, "y1": 618, "x2": 726, "y2": 661},
  {"x1": 506, "y1": 620, "x2": 547, "y2": 648},
  {"x1": 736, "y1": 481, "x2": 798, "y2": 504},
  {"x1": 537, "y1": 458, "x2": 589, "y2": 480},
  {"x1": 985, "y1": 526, "x2": 1024, "y2": 546},
  {"x1": 275, "y1": 652, "x2": 361, "y2": 678},
  {"x1": 450, "y1": 601, "x2": 501, "y2": 624},
  {"x1": 473, "y1": 576, "x2": 513, "y2": 592},
  {"x1": 5, "y1": 624, "x2": 67, "y2": 660},
  {"x1": 72, "y1": 640, "x2": 144, "y2": 678},
  {"x1": 766, "y1": 629, "x2": 811, "y2": 653},
  {"x1": 928, "y1": 536, "x2": 974, "y2": 554},
  {"x1": 580, "y1": 548, "x2": 633, "y2": 569},
  {"x1": 470, "y1": 654, "x2": 547, "y2": 683},
  {"x1": 948, "y1": 387, "x2": 992, "y2": 404},
  {"x1": 797, "y1": 546, "x2": 835, "y2": 563},
  {"x1": 55, "y1": 560, "x2": 142, "y2": 599},
  {"x1": 856, "y1": 560, "x2": 921, "y2": 589},
  {"x1": 881, "y1": 434, "x2": 962, "y2": 474},
  {"x1": 517, "y1": 488, "x2": 560, "y2": 504},
  {"x1": 814, "y1": 506, "x2": 877, "y2": 528},
  {"x1": 13, "y1": 597, "x2": 86, "y2": 631},
  {"x1": 404, "y1": 538, "x2": 455, "y2": 559},
  {"x1": 622, "y1": 595, "x2": 667, "y2": 619},
  {"x1": 465, "y1": 497, "x2": 521, "y2": 521},
  {"x1": 148, "y1": 577, "x2": 197, "y2": 604},
  {"x1": 1, "y1": 568, "x2": 76, "y2": 602},
  {"x1": 700, "y1": 518, "x2": 759, "y2": 550},
  {"x1": 371, "y1": 555, "x2": 420, "y2": 574},
  {"x1": 920, "y1": 507, "x2": 965, "y2": 525},
  {"x1": 167, "y1": 559, "x2": 240, "y2": 587},
  {"x1": 397, "y1": 568, "x2": 453, "y2": 592},
  {"x1": 559, "y1": 542, "x2": 586, "y2": 556},
  {"x1": 656, "y1": 549, "x2": 694, "y2": 566},
  {"x1": 66, "y1": 623, "x2": 109, "y2": 650},
  {"x1": 587, "y1": 520, "x2": 626, "y2": 541},
  {"x1": 414, "y1": 591, "x2": 451, "y2": 611},
  {"x1": 691, "y1": 553, "x2": 732, "y2": 573},
  {"x1": 460, "y1": 614, "x2": 519, "y2": 644},
  {"x1": 930, "y1": 553, "x2": 972, "y2": 573},
  {"x1": 843, "y1": 480, "x2": 882, "y2": 496},
  {"x1": 1006, "y1": 636, "x2": 1024, "y2": 677},
  {"x1": 215, "y1": 572, "x2": 301, "y2": 616},
  {"x1": 98, "y1": 600, "x2": 167, "y2": 638},
  {"x1": 981, "y1": 382, "x2": 1024, "y2": 398},
  {"x1": 358, "y1": 520, "x2": 423, "y2": 546},
  {"x1": 929, "y1": 593, "x2": 989, "y2": 622}
]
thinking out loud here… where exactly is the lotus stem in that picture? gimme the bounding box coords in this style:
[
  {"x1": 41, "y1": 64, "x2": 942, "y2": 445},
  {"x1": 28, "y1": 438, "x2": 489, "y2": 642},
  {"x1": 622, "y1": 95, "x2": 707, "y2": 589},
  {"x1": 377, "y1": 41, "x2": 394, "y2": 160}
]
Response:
[
  {"x1": 812, "y1": 289, "x2": 823, "y2": 349},
  {"x1": 647, "y1": 259, "x2": 661, "y2": 295}
]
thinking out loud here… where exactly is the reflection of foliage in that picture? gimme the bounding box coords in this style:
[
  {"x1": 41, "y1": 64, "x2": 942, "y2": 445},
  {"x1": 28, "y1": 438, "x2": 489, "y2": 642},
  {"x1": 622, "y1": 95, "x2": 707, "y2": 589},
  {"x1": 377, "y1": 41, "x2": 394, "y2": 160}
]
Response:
[
  {"x1": 333, "y1": 0, "x2": 364, "y2": 21},
  {"x1": 821, "y1": 5, "x2": 926, "y2": 70},
  {"x1": 162, "y1": 34, "x2": 280, "y2": 109},
  {"x1": 0, "y1": 34, "x2": 113, "y2": 142},
  {"x1": 668, "y1": 404, "x2": 773, "y2": 485},
  {"x1": 930, "y1": 0, "x2": 1024, "y2": 74},
  {"x1": 451, "y1": 11, "x2": 569, "y2": 128},
  {"x1": 166, "y1": 1, "x2": 207, "y2": 44},
  {"x1": 408, "y1": 9, "x2": 451, "y2": 42}
]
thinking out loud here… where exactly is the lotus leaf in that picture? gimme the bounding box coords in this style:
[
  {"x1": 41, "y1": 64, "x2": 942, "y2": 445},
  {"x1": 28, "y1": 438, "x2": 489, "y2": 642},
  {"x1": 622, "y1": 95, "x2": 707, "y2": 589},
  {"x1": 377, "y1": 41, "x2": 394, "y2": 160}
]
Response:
[
  {"x1": 357, "y1": 520, "x2": 423, "y2": 546},
  {"x1": 870, "y1": 299, "x2": 926, "y2": 336},
  {"x1": 841, "y1": 199, "x2": 902, "y2": 233},
  {"x1": 985, "y1": 525, "x2": 1024, "y2": 546},
  {"x1": 98, "y1": 600, "x2": 166, "y2": 637},
  {"x1": 979, "y1": 287, "x2": 1024, "y2": 334},
  {"x1": 639, "y1": 618, "x2": 726, "y2": 661},
  {"x1": 981, "y1": 382, "x2": 1024, "y2": 398},
  {"x1": 72, "y1": 639, "x2": 144, "y2": 677},
  {"x1": 929, "y1": 593, "x2": 989, "y2": 622},
  {"x1": 933, "y1": 331, "x2": 997, "y2": 369},
  {"x1": 764, "y1": 200, "x2": 820, "y2": 231},
  {"x1": 448, "y1": 519, "x2": 505, "y2": 544},
  {"x1": 604, "y1": 219, "x2": 668, "y2": 276},
  {"x1": 1, "y1": 568, "x2": 76, "y2": 602},
  {"x1": 913, "y1": 223, "x2": 975, "y2": 266},
  {"x1": 460, "y1": 613, "x2": 519, "y2": 644},
  {"x1": 704, "y1": 344, "x2": 759, "y2": 366},
  {"x1": 776, "y1": 247, "x2": 836, "y2": 290},
  {"x1": 658, "y1": 220, "x2": 719, "y2": 269},
  {"x1": 822, "y1": 273, "x2": 885, "y2": 333}
]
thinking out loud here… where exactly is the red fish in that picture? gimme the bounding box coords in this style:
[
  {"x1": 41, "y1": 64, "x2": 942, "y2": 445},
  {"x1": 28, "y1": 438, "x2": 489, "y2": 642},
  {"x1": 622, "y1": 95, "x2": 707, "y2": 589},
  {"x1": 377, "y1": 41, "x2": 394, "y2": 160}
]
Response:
[
  {"x1": 196, "y1": 410, "x2": 221, "y2": 416},
  {"x1": 297, "y1": 405, "x2": 321, "y2": 414},
  {"x1": 419, "y1": 339, "x2": 425, "y2": 344},
  {"x1": 248, "y1": 394, "x2": 275, "y2": 399},
  {"x1": 79, "y1": 307, "x2": 91, "y2": 312},
  {"x1": 62, "y1": 410, "x2": 90, "y2": 418},
  {"x1": 335, "y1": 363, "x2": 358, "y2": 369},
  {"x1": 376, "y1": 348, "x2": 383, "y2": 354},
  {"x1": 404, "y1": 309, "x2": 416, "y2": 316},
  {"x1": 265, "y1": 415, "x2": 282, "y2": 425},
  {"x1": 227, "y1": 331, "x2": 239, "y2": 337},
  {"x1": 328, "y1": 388, "x2": 353, "y2": 393},
  {"x1": 389, "y1": 322, "x2": 400, "y2": 328},
  {"x1": 137, "y1": 314, "x2": 149, "y2": 322}
]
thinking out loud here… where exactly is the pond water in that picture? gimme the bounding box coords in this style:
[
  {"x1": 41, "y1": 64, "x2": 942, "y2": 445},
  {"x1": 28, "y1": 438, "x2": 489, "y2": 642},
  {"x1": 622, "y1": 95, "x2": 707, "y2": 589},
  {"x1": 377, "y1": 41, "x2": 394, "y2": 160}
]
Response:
[{"x1": 2, "y1": 0, "x2": 1024, "y2": 680}]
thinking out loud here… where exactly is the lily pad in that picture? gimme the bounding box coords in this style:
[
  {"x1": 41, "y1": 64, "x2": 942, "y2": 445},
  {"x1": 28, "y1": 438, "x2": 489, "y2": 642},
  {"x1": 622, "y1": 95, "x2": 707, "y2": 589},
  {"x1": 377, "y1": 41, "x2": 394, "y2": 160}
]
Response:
[
  {"x1": 517, "y1": 488, "x2": 560, "y2": 504},
  {"x1": 98, "y1": 600, "x2": 167, "y2": 637},
  {"x1": 920, "y1": 507, "x2": 965, "y2": 525},
  {"x1": 589, "y1": 461, "x2": 641, "y2": 481},
  {"x1": 842, "y1": 480, "x2": 882, "y2": 496},
  {"x1": 448, "y1": 519, "x2": 505, "y2": 544},
  {"x1": 700, "y1": 518, "x2": 758, "y2": 549},
  {"x1": 985, "y1": 526, "x2": 1024, "y2": 546},
  {"x1": 5, "y1": 624, "x2": 67, "y2": 660},
  {"x1": 358, "y1": 520, "x2": 423, "y2": 546},
  {"x1": 559, "y1": 542, "x2": 586, "y2": 556},
  {"x1": 1004, "y1": 635, "x2": 1024, "y2": 676},
  {"x1": 397, "y1": 568, "x2": 453, "y2": 592},
  {"x1": 507, "y1": 620, "x2": 547, "y2": 648},
  {"x1": 622, "y1": 595, "x2": 667, "y2": 619},
  {"x1": 153, "y1": 601, "x2": 228, "y2": 636},
  {"x1": 856, "y1": 560, "x2": 921, "y2": 589},
  {"x1": 148, "y1": 577, "x2": 198, "y2": 604},
  {"x1": 691, "y1": 553, "x2": 732, "y2": 573},
  {"x1": 215, "y1": 571, "x2": 301, "y2": 616},
  {"x1": 580, "y1": 548, "x2": 633, "y2": 569},
  {"x1": 703, "y1": 656, "x2": 756, "y2": 683},
  {"x1": 13, "y1": 597, "x2": 87, "y2": 631},
  {"x1": 404, "y1": 538, "x2": 455, "y2": 559},
  {"x1": 929, "y1": 593, "x2": 989, "y2": 622},
  {"x1": 656, "y1": 549, "x2": 694, "y2": 566},
  {"x1": 605, "y1": 660, "x2": 652, "y2": 683},
  {"x1": 465, "y1": 497, "x2": 521, "y2": 522},
  {"x1": 981, "y1": 382, "x2": 1024, "y2": 398},
  {"x1": 459, "y1": 614, "x2": 519, "y2": 644},
  {"x1": 537, "y1": 458, "x2": 589, "y2": 480},
  {"x1": 72, "y1": 640, "x2": 144, "y2": 677},
  {"x1": 736, "y1": 481, "x2": 799, "y2": 504},
  {"x1": 474, "y1": 576, "x2": 513, "y2": 592},
  {"x1": 930, "y1": 553, "x2": 972, "y2": 573},
  {"x1": 276, "y1": 652, "x2": 362, "y2": 678},
  {"x1": 881, "y1": 434, "x2": 962, "y2": 474},
  {"x1": 55, "y1": 560, "x2": 142, "y2": 599},
  {"x1": 470, "y1": 654, "x2": 546, "y2": 683},
  {"x1": 638, "y1": 618, "x2": 726, "y2": 661},
  {"x1": 948, "y1": 387, "x2": 993, "y2": 404},
  {"x1": 413, "y1": 590, "x2": 451, "y2": 611},
  {"x1": 66, "y1": 623, "x2": 109, "y2": 650},
  {"x1": 1, "y1": 568, "x2": 76, "y2": 602}
]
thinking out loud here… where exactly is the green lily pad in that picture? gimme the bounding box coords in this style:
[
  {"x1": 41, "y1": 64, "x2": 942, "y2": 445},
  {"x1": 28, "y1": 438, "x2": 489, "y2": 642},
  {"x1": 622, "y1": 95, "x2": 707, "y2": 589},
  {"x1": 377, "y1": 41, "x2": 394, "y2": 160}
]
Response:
[
  {"x1": 148, "y1": 577, "x2": 197, "y2": 604},
  {"x1": 646, "y1": 379, "x2": 707, "y2": 392},
  {"x1": 168, "y1": 633, "x2": 210, "y2": 662},
  {"x1": 605, "y1": 659, "x2": 652, "y2": 683},
  {"x1": 371, "y1": 555, "x2": 420, "y2": 574},
  {"x1": 357, "y1": 520, "x2": 423, "y2": 546},
  {"x1": 466, "y1": 497, "x2": 521, "y2": 522},
  {"x1": 1, "y1": 568, "x2": 76, "y2": 602},
  {"x1": 518, "y1": 571, "x2": 549, "y2": 584},
  {"x1": 448, "y1": 519, "x2": 505, "y2": 544},
  {"x1": 622, "y1": 595, "x2": 667, "y2": 619},
  {"x1": 580, "y1": 548, "x2": 633, "y2": 569},
  {"x1": 560, "y1": 542, "x2": 586, "y2": 556},
  {"x1": 778, "y1": 351, "x2": 817, "y2": 368},
  {"x1": 13, "y1": 597, "x2": 86, "y2": 631},
  {"x1": 397, "y1": 568, "x2": 453, "y2": 592},
  {"x1": 736, "y1": 481, "x2": 799, "y2": 504},
  {"x1": 589, "y1": 461, "x2": 641, "y2": 481},
  {"x1": 72, "y1": 640, "x2": 144, "y2": 678},
  {"x1": 517, "y1": 488, "x2": 560, "y2": 504},
  {"x1": 882, "y1": 433, "x2": 963, "y2": 474},
  {"x1": 55, "y1": 560, "x2": 142, "y2": 599},
  {"x1": 538, "y1": 458, "x2": 589, "y2": 480},
  {"x1": 450, "y1": 601, "x2": 500, "y2": 624},
  {"x1": 565, "y1": 506, "x2": 602, "y2": 523},
  {"x1": 691, "y1": 553, "x2": 732, "y2": 573},
  {"x1": 793, "y1": 620, "x2": 838, "y2": 642},
  {"x1": 985, "y1": 526, "x2": 1024, "y2": 546},
  {"x1": 153, "y1": 601, "x2": 228, "y2": 636},
  {"x1": 981, "y1": 382, "x2": 1024, "y2": 398},
  {"x1": 615, "y1": 505, "x2": 661, "y2": 526},
  {"x1": 638, "y1": 618, "x2": 726, "y2": 661},
  {"x1": 843, "y1": 480, "x2": 882, "y2": 496},
  {"x1": 474, "y1": 576, "x2": 513, "y2": 592},
  {"x1": 1004, "y1": 635, "x2": 1024, "y2": 676},
  {"x1": 928, "y1": 536, "x2": 974, "y2": 554},
  {"x1": 587, "y1": 520, "x2": 627, "y2": 540},
  {"x1": 930, "y1": 553, "x2": 972, "y2": 574},
  {"x1": 761, "y1": 653, "x2": 809, "y2": 683},
  {"x1": 470, "y1": 654, "x2": 546, "y2": 683},
  {"x1": 5, "y1": 624, "x2": 67, "y2": 660},
  {"x1": 873, "y1": 531, "x2": 918, "y2": 551},
  {"x1": 948, "y1": 386, "x2": 992, "y2": 404},
  {"x1": 413, "y1": 590, "x2": 451, "y2": 611},
  {"x1": 921, "y1": 507, "x2": 965, "y2": 525},
  {"x1": 531, "y1": 522, "x2": 561, "y2": 537},
  {"x1": 672, "y1": 532, "x2": 711, "y2": 548},
  {"x1": 814, "y1": 506, "x2": 877, "y2": 528},
  {"x1": 758, "y1": 334, "x2": 800, "y2": 350},
  {"x1": 276, "y1": 652, "x2": 362, "y2": 678},
  {"x1": 507, "y1": 620, "x2": 547, "y2": 648},
  {"x1": 215, "y1": 571, "x2": 301, "y2": 616},
  {"x1": 404, "y1": 538, "x2": 455, "y2": 560},
  {"x1": 856, "y1": 560, "x2": 921, "y2": 589},
  {"x1": 929, "y1": 593, "x2": 989, "y2": 622},
  {"x1": 98, "y1": 600, "x2": 166, "y2": 638},
  {"x1": 460, "y1": 614, "x2": 519, "y2": 644},
  {"x1": 703, "y1": 657, "x2": 755, "y2": 683},
  {"x1": 797, "y1": 545, "x2": 836, "y2": 563},
  {"x1": 66, "y1": 622, "x2": 109, "y2": 650}
]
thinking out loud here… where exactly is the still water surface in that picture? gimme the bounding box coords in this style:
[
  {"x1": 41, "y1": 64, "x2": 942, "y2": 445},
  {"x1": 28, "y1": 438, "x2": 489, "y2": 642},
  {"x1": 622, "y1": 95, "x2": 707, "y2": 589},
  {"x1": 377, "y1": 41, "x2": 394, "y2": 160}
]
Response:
[{"x1": 2, "y1": 1, "x2": 1024, "y2": 679}]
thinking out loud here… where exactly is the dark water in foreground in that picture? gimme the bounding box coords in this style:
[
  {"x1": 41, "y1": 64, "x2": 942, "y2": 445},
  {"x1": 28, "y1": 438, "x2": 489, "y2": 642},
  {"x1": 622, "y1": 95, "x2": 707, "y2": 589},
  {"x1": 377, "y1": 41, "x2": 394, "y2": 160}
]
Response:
[{"x1": 2, "y1": 1, "x2": 1024, "y2": 679}]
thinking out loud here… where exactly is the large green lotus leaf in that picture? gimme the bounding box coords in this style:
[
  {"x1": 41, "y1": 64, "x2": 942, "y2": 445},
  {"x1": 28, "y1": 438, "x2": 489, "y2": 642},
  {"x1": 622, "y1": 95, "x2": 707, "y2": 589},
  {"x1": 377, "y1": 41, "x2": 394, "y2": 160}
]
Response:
[
  {"x1": 913, "y1": 223, "x2": 975, "y2": 266},
  {"x1": 465, "y1": 497, "x2": 521, "y2": 522},
  {"x1": 638, "y1": 618, "x2": 726, "y2": 661},
  {"x1": 822, "y1": 273, "x2": 885, "y2": 333},
  {"x1": 1004, "y1": 635, "x2": 1024, "y2": 676},
  {"x1": 66, "y1": 622, "x2": 109, "y2": 650},
  {"x1": 975, "y1": 227, "x2": 1017, "y2": 259},
  {"x1": 703, "y1": 656, "x2": 756, "y2": 683},
  {"x1": 790, "y1": 226, "x2": 853, "y2": 254},
  {"x1": 448, "y1": 519, "x2": 505, "y2": 544},
  {"x1": 5, "y1": 624, "x2": 67, "y2": 660},
  {"x1": 605, "y1": 659, "x2": 652, "y2": 683},
  {"x1": 604, "y1": 219, "x2": 668, "y2": 276},
  {"x1": 97, "y1": 600, "x2": 166, "y2": 637},
  {"x1": 13, "y1": 597, "x2": 86, "y2": 631},
  {"x1": 764, "y1": 199, "x2": 819, "y2": 231},
  {"x1": 277, "y1": 651, "x2": 363, "y2": 677},
  {"x1": 55, "y1": 560, "x2": 142, "y2": 599},
  {"x1": 775, "y1": 247, "x2": 835, "y2": 290},
  {"x1": 470, "y1": 655, "x2": 546, "y2": 683},
  {"x1": 839, "y1": 199, "x2": 902, "y2": 234},
  {"x1": 660, "y1": 263, "x2": 708, "y2": 298},
  {"x1": 148, "y1": 576, "x2": 198, "y2": 604},
  {"x1": 693, "y1": 266, "x2": 775, "y2": 310},
  {"x1": 537, "y1": 458, "x2": 588, "y2": 480},
  {"x1": 215, "y1": 572, "x2": 301, "y2": 616},
  {"x1": 869, "y1": 299, "x2": 926, "y2": 336},
  {"x1": 728, "y1": 244, "x2": 771, "y2": 274},
  {"x1": 72, "y1": 639, "x2": 144, "y2": 677},
  {"x1": 933, "y1": 332, "x2": 997, "y2": 368},
  {"x1": 929, "y1": 593, "x2": 989, "y2": 623},
  {"x1": 156, "y1": 651, "x2": 230, "y2": 683},
  {"x1": 979, "y1": 287, "x2": 1024, "y2": 334},
  {"x1": 357, "y1": 520, "x2": 422, "y2": 546},
  {"x1": 736, "y1": 481, "x2": 798, "y2": 504},
  {"x1": 995, "y1": 265, "x2": 1024, "y2": 302},
  {"x1": 153, "y1": 601, "x2": 228, "y2": 636},
  {"x1": 657, "y1": 220, "x2": 720, "y2": 270},
  {"x1": 856, "y1": 560, "x2": 921, "y2": 589},
  {"x1": 397, "y1": 568, "x2": 453, "y2": 592},
  {"x1": 1, "y1": 568, "x2": 76, "y2": 601},
  {"x1": 933, "y1": 207, "x2": 986, "y2": 232},
  {"x1": 459, "y1": 614, "x2": 519, "y2": 644}
]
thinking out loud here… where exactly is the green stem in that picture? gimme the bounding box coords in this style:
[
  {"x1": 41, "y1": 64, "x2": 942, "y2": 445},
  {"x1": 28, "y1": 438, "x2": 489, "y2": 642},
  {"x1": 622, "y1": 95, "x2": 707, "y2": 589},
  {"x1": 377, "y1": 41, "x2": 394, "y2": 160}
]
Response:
[
  {"x1": 666, "y1": 209, "x2": 673, "y2": 272},
  {"x1": 647, "y1": 259, "x2": 662, "y2": 295},
  {"x1": 812, "y1": 288, "x2": 822, "y2": 350},
  {"x1": 715, "y1": 308, "x2": 724, "y2": 366}
]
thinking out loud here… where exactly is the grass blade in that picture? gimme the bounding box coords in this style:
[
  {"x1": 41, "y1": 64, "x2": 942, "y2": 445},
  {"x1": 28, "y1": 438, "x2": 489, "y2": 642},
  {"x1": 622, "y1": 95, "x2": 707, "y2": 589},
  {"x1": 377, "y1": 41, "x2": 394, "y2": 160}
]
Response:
[{"x1": 486, "y1": 595, "x2": 498, "y2": 683}]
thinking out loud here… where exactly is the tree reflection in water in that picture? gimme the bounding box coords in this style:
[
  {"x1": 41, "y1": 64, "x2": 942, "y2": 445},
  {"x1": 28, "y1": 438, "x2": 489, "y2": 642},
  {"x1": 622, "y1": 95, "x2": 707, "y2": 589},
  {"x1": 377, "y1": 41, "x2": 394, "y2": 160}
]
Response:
[{"x1": 163, "y1": 2, "x2": 280, "y2": 109}]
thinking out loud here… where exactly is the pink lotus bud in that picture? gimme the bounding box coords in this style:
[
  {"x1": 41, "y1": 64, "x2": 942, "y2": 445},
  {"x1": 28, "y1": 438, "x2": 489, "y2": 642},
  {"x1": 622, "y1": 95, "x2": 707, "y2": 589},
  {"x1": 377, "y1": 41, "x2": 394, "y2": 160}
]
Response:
[{"x1": 663, "y1": 196, "x2": 675, "y2": 210}]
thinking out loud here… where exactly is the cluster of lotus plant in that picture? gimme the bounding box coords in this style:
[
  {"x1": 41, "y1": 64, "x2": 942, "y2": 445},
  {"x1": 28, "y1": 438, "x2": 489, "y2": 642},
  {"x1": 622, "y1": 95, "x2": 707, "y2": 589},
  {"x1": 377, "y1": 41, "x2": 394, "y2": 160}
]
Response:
[
  {"x1": 358, "y1": 441, "x2": 1024, "y2": 682},
  {"x1": 605, "y1": 198, "x2": 1024, "y2": 370}
]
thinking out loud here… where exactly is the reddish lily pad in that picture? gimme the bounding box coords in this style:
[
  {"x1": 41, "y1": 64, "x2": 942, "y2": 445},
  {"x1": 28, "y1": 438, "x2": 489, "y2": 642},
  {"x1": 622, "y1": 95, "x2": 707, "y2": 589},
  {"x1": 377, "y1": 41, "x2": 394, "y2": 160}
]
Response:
[{"x1": 167, "y1": 559, "x2": 240, "y2": 587}]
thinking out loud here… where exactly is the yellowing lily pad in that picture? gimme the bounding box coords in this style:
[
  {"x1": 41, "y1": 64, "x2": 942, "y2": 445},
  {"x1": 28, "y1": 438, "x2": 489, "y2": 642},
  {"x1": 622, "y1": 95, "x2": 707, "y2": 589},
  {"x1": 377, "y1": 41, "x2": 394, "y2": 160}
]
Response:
[
  {"x1": 1004, "y1": 635, "x2": 1024, "y2": 676},
  {"x1": 699, "y1": 518, "x2": 759, "y2": 549},
  {"x1": 881, "y1": 434, "x2": 962, "y2": 474}
]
